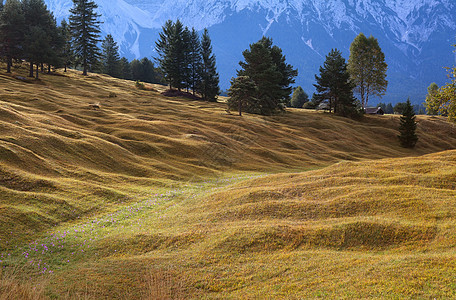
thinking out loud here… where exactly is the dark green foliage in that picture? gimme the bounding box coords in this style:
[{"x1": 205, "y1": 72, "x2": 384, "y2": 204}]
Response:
[
  {"x1": 199, "y1": 28, "x2": 220, "y2": 102},
  {"x1": 130, "y1": 57, "x2": 159, "y2": 83},
  {"x1": 227, "y1": 75, "x2": 258, "y2": 116},
  {"x1": 22, "y1": 0, "x2": 59, "y2": 78},
  {"x1": 0, "y1": 0, "x2": 25, "y2": 73},
  {"x1": 59, "y1": 19, "x2": 74, "y2": 72},
  {"x1": 69, "y1": 0, "x2": 101, "y2": 76},
  {"x1": 386, "y1": 103, "x2": 394, "y2": 114},
  {"x1": 233, "y1": 36, "x2": 297, "y2": 115},
  {"x1": 188, "y1": 28, "x2": 202, "y2": 96},
  {"x1": 314, "y1": 49, "x2": 359, "y2": 117},
  {"x1": 155, "y1": 20, "x2": 186, "y2": 90},
  {"x1": 101, "y1": 34, "x2": 120, "y2": 77},
  {"x1": 119, "y1": 57, "x2": 131, "y2": 80},
  {"x1": 394, "y1": 102, "x2": 408, "y2": 114},
  {"x1": 303, "y1": 93, "x2": 322, "y2": 109},
  {"x1": 290, "y1": 86, "x2": 309, "y2": 108},
  {"x1": 398, "y1": 98, "x2": 418, "y2": 148},
  {"x1": 348, "y1": 33, "x2": 388, "y2": 109}
]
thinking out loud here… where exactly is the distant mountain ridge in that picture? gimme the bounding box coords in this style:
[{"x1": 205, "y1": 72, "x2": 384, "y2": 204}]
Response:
[{"x1": 45, "y1": 0, "x2": 456, "y2": 104}]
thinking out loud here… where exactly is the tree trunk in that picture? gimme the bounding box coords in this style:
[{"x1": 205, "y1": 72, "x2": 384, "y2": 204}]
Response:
[
  {"x1": 64, "y1": 64, "x2": 67, "y2": 72},
  {"x1": 29, "y1": 62, "x2": 34, "y2": 77},
  {"x1": 35, "y1": 64, "x2": 39, "y2": 80},
  {"x1": 6, "y1": 56, "x2": 12, "y2": 73},
  {"x1": 238, "y1": 98, "x2": 242, "y2": 116},
  {"x1": 41, "y1": 63, "x2": 44, "y2": 72},
  {"x1": 48, "y1": 64, "x2": 51, "y2": 74}
]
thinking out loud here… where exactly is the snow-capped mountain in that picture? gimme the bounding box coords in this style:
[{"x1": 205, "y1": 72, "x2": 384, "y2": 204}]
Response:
[{"x1": 45, "y1": 0, "x2": 456, "y2": 103}]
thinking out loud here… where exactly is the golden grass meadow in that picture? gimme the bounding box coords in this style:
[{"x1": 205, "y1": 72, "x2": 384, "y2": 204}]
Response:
[{"x1": 1, "y1": 65, "x2": 456, "y2": 299}]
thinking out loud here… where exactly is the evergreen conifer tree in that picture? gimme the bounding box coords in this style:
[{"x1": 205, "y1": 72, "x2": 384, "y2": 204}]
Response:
[
  {"x1": 69, "y1": 0, "x2": 101, "y2": 76},
  {"x1": 0, "y1": 0, "x2": 25, "y2": 73},
  {"x1": 119, "y1": 57, "x2": 131, "y2": 80},
  {"x1": 227, "y1": 75, "x2": 258, "y2": 116},
  {"x1": 101, "y1": 34, "x2": 121, "y2": 77},
  {"x1": 22, "y1": 0, "x2": 56, "y2": 78},
  {"x1": 188, "y1": 28, "x2": 202, "y2": 96},
  {"x1": 314, "y1": 49, "x2": 357, "y2": 117},
  {"x1": 398, "y1": 98, "x2": 418, "y2": 148},
  {"x1": 199, "y1": 28, "x2": 220, "y2": 102},
  {"x1": 155, "y1": 20, "x2": 187, "y2": 90},
  {"x1": 386, "y1": 103, "x2": 394, "y2": 114},
  {"x1": 60, "y1": 19, "x2": 74, "y2": 72},
  {"x1": 234, "y1": 37, "x2": 296, "y2": 114},
  {"x1": 260, "y1": 37, "x2": 298, "y2": 104}
]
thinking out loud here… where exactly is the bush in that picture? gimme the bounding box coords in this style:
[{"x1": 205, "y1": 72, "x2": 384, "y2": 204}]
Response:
[{"x1": 135, "y1": 80, "x2": 145, "y2": 90}]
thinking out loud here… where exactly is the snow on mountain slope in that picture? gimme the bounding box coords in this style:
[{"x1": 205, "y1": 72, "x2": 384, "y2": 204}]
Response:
[{"x1": 45, "y1": 0, "x2": 155, "y2": 57}]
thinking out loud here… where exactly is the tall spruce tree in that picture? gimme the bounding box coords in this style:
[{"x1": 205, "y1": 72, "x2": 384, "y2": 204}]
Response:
[
  {"x1": 69, "y1": 0, "x2": 101, "y2": 76},
  {"x1": 60, "y1": 19, "x2": 73, "y2": 72},
  {"x1": 314, "y1": 49, "x2": 357, "y2": 117},
  {"x1": 0, "y1": 0, "x2": 25, "y2": 73},
  {"x1": 101, "y1": 34, "x2": 121, "y2": 77},
  {"x1": 348, "y1": 33, "x2": 388, "y2": 109},
  {"x1": 188, "y1": 28, "x2": 202, "y2": 95},
  {"x1": 199, "y1": 28, "x2": 220, "y2": 102},
  {"x1": 155, "y1": 20, "x2": 187, "y2": 90},
  {"x1": 398, "y1": 98, "x2": 418, "y2": 148}
]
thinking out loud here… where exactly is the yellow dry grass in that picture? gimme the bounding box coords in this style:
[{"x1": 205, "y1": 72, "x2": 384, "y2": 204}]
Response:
[{"x1": 1, "y1": 64, "x2": 456, "y2": 299}]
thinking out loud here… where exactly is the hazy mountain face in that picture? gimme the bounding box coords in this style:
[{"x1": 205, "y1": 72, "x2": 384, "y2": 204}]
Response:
[{"x1": 46, "y1": 0, "x2": 456, "y2": 103}]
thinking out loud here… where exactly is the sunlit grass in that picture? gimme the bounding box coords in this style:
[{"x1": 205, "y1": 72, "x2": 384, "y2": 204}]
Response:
[{"x1": 1, "y1": 64, "x2": 456, "y2": 298}]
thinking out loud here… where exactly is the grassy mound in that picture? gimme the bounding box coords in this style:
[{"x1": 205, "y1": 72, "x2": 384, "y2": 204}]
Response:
[{"x1": 1, "y1": 65, "x2": 456, "y2": 298}]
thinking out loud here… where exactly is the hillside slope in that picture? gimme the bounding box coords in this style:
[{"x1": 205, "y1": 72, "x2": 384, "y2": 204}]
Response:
[{"x1": 1, "y1": 66, "x2": 456, "y2": 247}]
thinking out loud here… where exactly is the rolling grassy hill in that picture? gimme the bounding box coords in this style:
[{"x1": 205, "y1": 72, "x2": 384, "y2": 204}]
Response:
[{"x1": 1, "y1": 65, "x2": 456, "y2": 298}]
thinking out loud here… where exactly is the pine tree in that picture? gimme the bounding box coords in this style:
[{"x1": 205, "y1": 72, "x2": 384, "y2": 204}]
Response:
[
  {"x1": 0, "y1": 0, "x2": 25, "y2": 73},
  {"x1": 398, "y1": 98, "x2": 418, "y2": 148},
  {"x1": 199, "y1": 28, "x2": 220, "y2": 102},
  {"x1": 235, "y1": 37, "x2": 296, "y2": 114},
  {"x1": 69, "y1": 0, "x2": 101, "y2": 76},
  {"x1": 188, "y1": 28, "x2": 202, "y2": 96},
  {"x1": 238, "y1": 40, "x2": 282, "y2": 114},
  {"x1": 227, "y1": 76, "x2": 258, "y2": 116},
  {"x1": 290, "y1": 86, "x2": 309, "y2": 108},
  {"x1": 119, "y1": 57, "x2": 131, "y2": 80},
  {"x1": 60, "y1": 19, "x2": 74, "y2": 72},
  {"x1": 260, "y1": 37, "x2": 298, "y2": 104},
  {"x1": 348, "y1": 33, "x2": 388, "y2": 109},
  {"x1": 314, "y1": 49, "x2": 357, "y2": 117},
  {"x1": 101, "y1": 34, "x2": 121, "y2": 77}
]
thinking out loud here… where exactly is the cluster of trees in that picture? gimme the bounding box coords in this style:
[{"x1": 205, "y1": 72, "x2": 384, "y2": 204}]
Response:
[
  {"x1": 227, "y1": 33, "x2": 388, "y2": 118},
  {"x1": 0, "y1": 0, "x2": 65, "y2": 78},
  {"x1": 425, "y1": 77, "x2": 456, "y2": 121},
  {"x1": 227, "y1": 37, "x2": 298, "y2": 115},
  {"x1": 155, "y1": 20, "x2": 220, "y2": 101},
  {"x1": 102, "y1": 36, "x2": 162, "y2": 84},
  {"x1": 0, "y1": 0, "x2": 163, "y2": 83}
]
